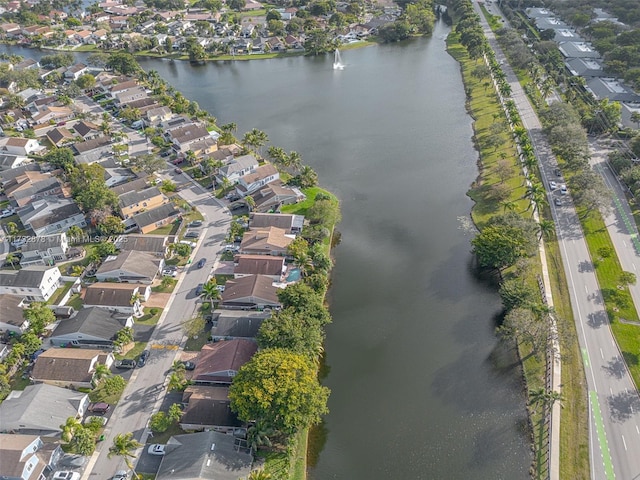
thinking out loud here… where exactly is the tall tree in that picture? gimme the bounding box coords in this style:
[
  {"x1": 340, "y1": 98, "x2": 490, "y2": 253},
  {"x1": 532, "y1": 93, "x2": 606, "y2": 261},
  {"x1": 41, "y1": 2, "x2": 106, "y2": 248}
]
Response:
[{"x1": 108, "y1": 433, "x2": 142, "y2": 479}]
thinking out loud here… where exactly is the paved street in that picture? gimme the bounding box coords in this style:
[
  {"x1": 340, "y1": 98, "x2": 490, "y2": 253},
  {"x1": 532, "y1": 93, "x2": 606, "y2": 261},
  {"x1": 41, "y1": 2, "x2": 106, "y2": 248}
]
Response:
[
  {"x1": 82, "y1": 176, "x2": 231, "y2": 480},
  {"x1": 475, "y1": 3, "x2": 640, "y2": 479}
]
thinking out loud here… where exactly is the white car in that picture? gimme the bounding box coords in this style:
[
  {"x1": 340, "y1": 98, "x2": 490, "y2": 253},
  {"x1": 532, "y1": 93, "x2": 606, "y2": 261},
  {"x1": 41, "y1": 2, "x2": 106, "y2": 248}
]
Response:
[
  {"x1": 53, "y1": 472, "x2": 81, "y2": 480},
  {"x1": 147, "y1": 444, "x2": 166, "y2": 456},
  {"x1": 560, "y1": 184, "x2": 568, "y2": 195},
  {"x1": 549, "y1": 181, "x2": 557, "y2": 190},
  {"x1": 0, "y1": 208, "x2": 15, "y2": 218},
  {"x1": 112, "y1": 471, "x2": 130, "y2": 480}
]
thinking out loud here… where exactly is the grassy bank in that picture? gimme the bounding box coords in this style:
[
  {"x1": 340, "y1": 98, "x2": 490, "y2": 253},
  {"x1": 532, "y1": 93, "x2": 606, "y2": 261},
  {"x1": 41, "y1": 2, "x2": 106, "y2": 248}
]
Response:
[{"x1": 447, "y1": 31, "x2": 589, "y2": 480}]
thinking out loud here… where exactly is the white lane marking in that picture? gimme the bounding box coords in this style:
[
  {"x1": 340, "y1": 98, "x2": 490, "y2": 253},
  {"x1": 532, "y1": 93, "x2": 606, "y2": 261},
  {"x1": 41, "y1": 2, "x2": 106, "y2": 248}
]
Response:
[
  {"x1": 622, "y1": 435, "x2": 627, "y2": 451},
  {"x1": 600, "y1": 348, "x2": 604, "y2": 359},
  {"x1": 636, "y1": 425, "x2": 639, "y2": 435},
  {"x1": 610, "y1": 387, "x2": 614, "y2": 395},
  {"x1": 634, "y1": 263, "x2": 637, "y2": 271},
  {"x1": 585, "y1": 285, "x2": 589, "y2": 293},
  {"x1": 623, "y1": 240, "x2": 627, "y2": 247}
]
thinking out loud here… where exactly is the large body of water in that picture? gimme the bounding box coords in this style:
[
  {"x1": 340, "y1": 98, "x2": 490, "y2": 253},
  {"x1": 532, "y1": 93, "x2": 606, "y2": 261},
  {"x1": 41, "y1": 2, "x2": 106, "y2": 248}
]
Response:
[{"x1": 3, "y1": 21, "x2": 532, "y2": 478}]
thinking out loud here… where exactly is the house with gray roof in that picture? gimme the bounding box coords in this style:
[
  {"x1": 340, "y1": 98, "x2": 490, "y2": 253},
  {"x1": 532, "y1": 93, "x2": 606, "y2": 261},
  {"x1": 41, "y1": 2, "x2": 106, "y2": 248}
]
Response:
[
  {"x1": 220, "y1": 275, "x2": 281, "y2": 310},
  {"x1": 9, "y1": 176, "x2": 64, "y2": 208},
  {"x1": 72, "y1": 136, "x2": 112, "y2": 165},
  {"x1": 249, "y1": 212, "x2": 304, "y2": 234},
  {"x1": 558, "y1": 41, "x2": 601, "y2": 59},
  {"x1": 0, "y1": 153, "x2": 31, "y2": 171},
  {"x1": 115, "y1": 234, "x2": 168, "y2": 257},
  {"x1": 550, "y1": 29, "x2": 582, "y2": 43},
  {"x1": 0, "y1": 163, "x2": 40, "y2": 185},
  {"x1": 110, "y1": 176, "x2": 150, "y2": 196},
  {"x1": 524, "y1": 7, "x2": 555, "y2": 19},
  {"x1": 0, "y1": 266, "x2": 62, "y2": 302},
  {"x1": 250, "y1": 182, "x2": 305, "y2": 213},
  {"x1": 20, "y1": 233, "x2": 69, "y2": 267},
  {"x1": 156, "y1": 431, "x2": 252, "y2": 480},
  {"x1": 215, "y1": 154, "x2": 259, "y2": 184},
  {"x1": 534, "y1": 17, "x2": 568, "y2": 32},
  {"x1": 118, "y1": 186, "x2": 167, "y2": 220},
  {"x1": 0, "y1": 294, "x2": 28, "y2": 334},
  {"x1": 209, "y1": 310, "x2": 269, "y2": 340},
  {"x1": 49, "y1": 306, "x2": 133, "y2": 348},
  {"x1": 17, "y1": 197, "x2": 86, "y2": 236},
  {"x1": 131, "y1": 203, "x2": 180, "y2": 234},
  {"x1": 565, "y1": 58, "x2": 606, "y2": 78},
  {"x1": 586, "y1": 77, "x2": 640, "y2": 103},
  {"x1": 166, "y1": 124, "x2": 211, "y2": 153},
  {"x1": 0, "y1": 384, "x2": 89, "y2": 436},
  {"x1": 179, "y1": 386, "x2": 243, "y2": 434},
  {"x1": 46, "y1": 127, "x2": 75, "y2": 147},
  {"x1": 73, "y1": 120, "x2": 101, "y2": 140},
  {"x1": 94, "y1": 251, "x2": 163, "y2": 284},
  {"x1": 84, "y1": 282, "x2": 149, "y2": 316}
]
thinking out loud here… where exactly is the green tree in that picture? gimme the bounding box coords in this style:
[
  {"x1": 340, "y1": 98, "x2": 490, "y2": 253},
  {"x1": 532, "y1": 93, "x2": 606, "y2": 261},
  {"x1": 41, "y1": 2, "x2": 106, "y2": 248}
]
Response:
[
  {"x1": 61, "y1": 416, "x2": 82, "y2": 443},
  {"x1": 95, "y1": 241, "x2": 117, "y2": 258},
  {"x1": 150, "y1": 411, "x2": 171, "y2": 433},
  {"x1": 69, "y1": 426, "x2": 96, "y2": 456},
  {"x1": 102, "y1": 375, "x2": 127, "y2": 396},
  {"x1": 246, "y1": 421, "x2": 274, "y2": 452},
  {"x1": 4, "y1": 252, "x2": 18, "y2": 270},
  {"x1": 97, "y1": 216, "x2": 125, "y2": 236},
  {"x1": 229, "y1": 348, "x2": 330, "y2": 434},
  {"x1": 201, "y1": 279, "x2": 220, "y2": 303},
  {"x1": 43, "y1": 147, "x2": 76, "y2": 171},
  {"x1": 93, "y1": 364, "x2": 111, "y2": 383},
  {"x1": 130, "y1": 153, "x2": 165, "y2": 174},
  {"x1": 471, "y1": 224, "x2": 531, "y2": 270},
  {"x1": 108, "y1": 433, "x2": 142, "y2": 479},
  {"x1": 246, "y1": 468, "x2": 273, "y2": 480},
  {"x1": 167, "y1": 403, "x2": 183, "y2": 423},
  {"x1": 619, "y1": 271, "x2": 637, "y2": 287},
  {"x1": 76, "y1": 73, "x2": 96, "y2": 90},
  {"x1": 67, "y1": 225, "x2": 84, "y2": 242},
  {"x1": 24, "y1": 302, "x2": 56, "y2": 334},
  {"x1": 18, "y1": 332, "x2": 42, "y2": 356},
  {"x1": 257, "y1": 309, "x2": 325, "y2": 360},
  {"x1": 106, "y1": 52, "x2": 142, "y2": 75},
  {"x1": 306, "y1": 198, "x2": 341, "y2": 227},
  {"x1": 172, "y1": 243, "x2": 192, "y2": 258},
  {"x1": 6, "y1": 222, "x2": 17, "y2": 235}
]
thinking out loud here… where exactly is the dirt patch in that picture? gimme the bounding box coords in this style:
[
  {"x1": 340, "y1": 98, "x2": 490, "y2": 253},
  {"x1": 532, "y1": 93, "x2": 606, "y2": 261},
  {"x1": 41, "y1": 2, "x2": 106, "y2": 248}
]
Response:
[{"x1": 145, "y1": 292, "x2": 171, "y2": 308}]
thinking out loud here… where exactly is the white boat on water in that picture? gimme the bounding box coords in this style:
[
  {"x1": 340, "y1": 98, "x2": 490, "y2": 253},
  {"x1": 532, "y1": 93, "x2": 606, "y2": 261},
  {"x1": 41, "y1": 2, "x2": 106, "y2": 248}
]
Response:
[{"x1": 333, "y1": 49, "x2": 345, "y2": 70}]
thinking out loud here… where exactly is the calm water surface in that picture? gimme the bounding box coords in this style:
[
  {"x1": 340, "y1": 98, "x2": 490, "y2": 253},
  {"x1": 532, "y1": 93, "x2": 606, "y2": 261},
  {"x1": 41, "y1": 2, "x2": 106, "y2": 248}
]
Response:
[{"x1": 3, "y1": 22, "x2": 531, "y2": 478}]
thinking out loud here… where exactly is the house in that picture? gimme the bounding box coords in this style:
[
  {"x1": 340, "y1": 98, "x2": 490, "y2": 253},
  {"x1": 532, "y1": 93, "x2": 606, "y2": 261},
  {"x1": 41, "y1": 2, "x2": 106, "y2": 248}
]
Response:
[
  {"x1": 586, "y1": 77, "x2": 640, "y2": 103},
  {"x1": 110, "y1": 176, "x2": 150, "y2": 196},
  {"x1": 558, "y1": 41, "x2": 601, "y2": 59},
  {"x1": 73, "y1": 120, "x2": 101, "y2": 140},
  {"x1": 92, "y1": 28, "x2": 108, "y2": 42},
  {"x1": 192, "y1": 339, "x2": 257, "y2": 385},
  {"x1": 13, "y1": 58, "x2": 39, "y2": 70},
  {"x1": 565, "y1": 58, "x2": 606, "y2": 78},
  {"x1": 46, "y1": 127, "x2": 75, "y2": 147},
  {"x1": 50, "y1": 306, "x2": 134, "y2": 348},
  {"x1": 239, "y1": 226, "x2": 294, "y2": 256},
  {"x1": 0, "y1": 434, "x2": 63, "y2": 480},
  {"x1": 234, "y1": 255, "x2": 285, "y2": 280},
  {"x1": 215, "y1": 154, "x2": 259, "y2": 184},
  {"x1": 115, "y1": 234, "x2": 168, "y2": 257},
  {"x1": 64, "y1": 63, "x2": 88, "y2": 81},
  {"x1": 8, "y1": 176, "x2": 65, "y2": 208},
  {"x1": 0, "y1": 163, "x2": 40, "y2": 186},
  {"x1": 155, "y1": 431, "x2": 253, "y2": 480},
  {"x1": 145, "y1": 106, "x2": 173, "y2": 125},
  {"x1": 72, "y1": 136, "x2": 112, "y2": 164},
  {"x1": 119, "y1": 186, "x2": 168, "y2": 220},
  {"x1": 83, "y1": 283, "x2": 150, "y2": 317},
  {"x1": 220, "y1": 275, "x2": 281, "y2": 310},
  {"x1": 0, "y1": 153, "x2": 31, "y2": 171},
  {"x1": 109, "y1": 80, "x2": 139, "y2": 97},
  {"x1": 179, "y1": 386, "x2": 242, "y2": 433},
  {"x1": 533, "y1": 17, "x2": 568, "y2": 32},
  {"x1": 249, "y1": 212, "x2": 304, "y2": 234},
  {"x1": 0, "y1": 384, "x2": 89, "y2": 436},
  {"x1": 102, "y1": 158, "x2": 136, "y2": 188},
  {"x1": 0, "y1": 23, "x2": 22, "y2": 37},
  {"x1": 94, "y1": 251, "x2": 163, "y2": 285},
  {"x1": 166, "y1": 124, "x2": 211, "y2": 153},
  {"x1": 31, "y1": 348, "x2": 115, "y2": 388},
  {"x1": 20, "y1": 233, "x2": 69, "y2": 267},
  {"x1": 0, "y1": 294, "x2": 29, "y2": 334},
  {"x1": 235, "y1": 163, "x2": 279, "y2": 196},
  {"x1": 0, "y1": 266, "x2": 62, "y2": 302},
  {"x1": 250, "y1": 182, "x2": 305, "y2": 213},
  {"x1": 0, "y1": 137, "x2": 42, "y2": 156},
  {"x1": 17, "y1": 197, "x2": 87, "y2": 236},
  {"x1": 209, "y1": 310, "x2": 269, "y2": 340},
  {"x1": 30, "y1": 106, "x2": 74, "y2": 126},
  {"x1": 131, "y1": 203, "x2": 181, "y2": 234},
  {"x1": 114, "y1": 86, "x2": 148, "y2": 106}
]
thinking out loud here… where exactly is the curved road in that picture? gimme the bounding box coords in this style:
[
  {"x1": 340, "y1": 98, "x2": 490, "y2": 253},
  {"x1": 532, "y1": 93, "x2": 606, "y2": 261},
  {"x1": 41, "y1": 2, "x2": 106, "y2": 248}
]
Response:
[{"x1": 475, "y1": 2, "x2": 640, "y2": 479}]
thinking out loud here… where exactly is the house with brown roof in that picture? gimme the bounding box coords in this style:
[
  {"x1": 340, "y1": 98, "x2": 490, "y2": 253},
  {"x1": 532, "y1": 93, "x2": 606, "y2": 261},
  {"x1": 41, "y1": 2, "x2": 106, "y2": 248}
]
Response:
[
  {"x1": 46, "y1": 127, "x2": 75, "y2": 147},
  {"x1": 179, "y1": 386, "x2": 242, "y2": 433},
  {"x1": 250, "y1": 181, "x2": 306, "y2": 213},
  {"x1": 131, "y1": 203, "x2": 181, "y2": 234},
  {"x1": 192, "y1": 339, "x2": 258, "y2": 385},
  {"x1": 94, "y1": 251, "x2": 163, "y2": 285},
  {"x1": 114, "y1": 86, "x2": 148, "y2": 106},
  {"x1": 73, "y1": 120, "x2": 101, "y2": 140},
  {"x1": 84, "y1": 282, "x2": 146, "y2": 316},
  {"x1": 115, "y1": 234, "x2": 168, "y2": 257},
  {"x1": 145, "y1": 106, "x2": 173, "y2": 125},
  {"x1": 119, "y1": 186, "x2": 168, "y2": 220},
  {"x1": 31, "y1": 348, "x2": 114, "y2": 389},
  {"x1": 234, "y1": 255, "x2": 285, "y2": 280},
  {"x1": 239, "y1": 226, "x2": 294, "y2": 256},
  {"x1": 110, "y1": 176, "x2": 150, "y2": 196},
  {"x1": 49, "y1": 306, "x2": 133, "y2": 347},
  {"x1": 30, "y1": 106, "x2": 74, "y2": 126},
  {"x1": 249, "y1": 212, "x2": 304, "y2": 234},
  {"x1": 236, "y1": 163, "x2": 279, "y2": 196},
  {"x1": 0, "y1": 434, "x2": 63, "y2": 480},
  {"x1": 166, "y1": 124, "x2": 211, "y2": 153},
  {"x1": 220, "y1": 275, "x2": 281, "y2": 310},
  {"x1": 0, "y1": 294, "x2": 29, "y2": 333},
  {"x1": 64, "y1": 63, "x2": 88, "y2": 81},
  {"x1": 4, "y1": 171, "x2": 64, "y2": 207}
]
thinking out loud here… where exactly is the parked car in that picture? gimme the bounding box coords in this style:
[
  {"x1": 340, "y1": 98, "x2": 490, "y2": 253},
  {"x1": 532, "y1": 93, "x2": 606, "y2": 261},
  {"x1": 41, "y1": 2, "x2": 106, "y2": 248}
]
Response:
[
  {"x1": 554, "y1": 168, "x2": 562, "y2": 177},
  {"x1": 162, "y1": 268, "x2": 177, "y2": 277},
  {"x1": 185, "y1": 231, "x2": 200, "y2": 239},
  {"x1": 53, "y1": 472, "x2": 80, "y2": 480},
  {"x1": 195, "y1": 283, "x2": 204, "y2": 296},
  {"x1": 549, "y1": 181, "x2": 557, "y2": 190},
  {"x1": 0, "y1": 208, "x2": 15, "y2": 218},
  {"x1": 115, "y1": 359, "x2": 136, "y2": 369},
  {"x1": 112, "y1": 471, "x2": 130, "y2": 480},
  {"x1": 196, "y1": 258, "x2": 206, "y2": 269},
  {"x1": 216, "y1": 285, "x2": 225, "y2": 292},
  {"x1": 88, "y1": 403, "x2": 110, "y2": 414},
  {"x1": 137, "y1": 350, "x2": 150, "y2": 368},
  {"x1": 182, "y1": 361, "x2": 196, "y2": 370},
  {"x1": 174, "y1": 168, "x2": 183, "y2": 174},
  {"x1": 188, "y1": 220, "x2": 203, "y2": 228},
  {"x1": 147, "y1": 444, "x2": 166, "y2": 456},
  {"x1": 560, "y1": 184, "x2": 567, "y2": 195},
  {"x1": 84, "y1": 416, "x2": 108, "y2": 426},
  {"x1": 222, "y1": 244, "x2": 239, "y2": 253},
  {"x1": 554, "y1": 197, "x2": 562, "y2": 206}
]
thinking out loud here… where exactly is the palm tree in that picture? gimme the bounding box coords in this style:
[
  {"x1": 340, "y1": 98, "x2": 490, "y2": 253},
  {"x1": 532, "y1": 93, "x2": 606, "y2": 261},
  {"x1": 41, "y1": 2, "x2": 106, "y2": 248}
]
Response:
[
  {"x1": 286, "y1": 151, "x2": 302, "y2": 173},
  {"x1": 528, "y1": 387, "x2": 547, "y2": 415},
  {"x1": 61, "y1": 417, "x2": 82, "y2": 443},
  {"x1": 246, "y1": 468, "x2": 273, "y2": 480},
  {"x1": 245, "y1": 195, "x2": 256, "y2": 212},
  {"x1": 93, "y1": 364, "x2": 111, "y2": 383},
  {"x1": 501, "y1": 200, "x2": 518, "y2": 213},
  {"x1": 631, "y1": 112, "x2": 640, "y2": 129},
  {"x1": 167, "y1": 371, "x2": 186, "y2": 391},
  {"x1": 4, "y1": 253, "x2": 18, "y2": 270},
  {"x1": 171, "y1": 360, "x2": 186, "y2": 373},
  {"x1": 108, "y1": 433, "x2": 142, "y2": 479},
  {"x1": 201, "y1": 280, "x2": 220, "y2": 303},
  {"x1": 246, "y1": 421, "x2": 274, "y2": 452},
  {"x1": 242, "y1": 128, "x2": 269, "y2": 158},
  {"x1": 267, "y1": 146, "x2": 287, "y2": 168},
  {"x1": 538, "y1": 219, "x2": 555, "y2": 241}
]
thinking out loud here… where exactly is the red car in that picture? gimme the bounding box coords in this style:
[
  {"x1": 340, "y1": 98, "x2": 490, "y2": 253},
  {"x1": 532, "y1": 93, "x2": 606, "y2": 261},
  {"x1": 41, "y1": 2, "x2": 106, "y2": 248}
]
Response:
[{"x1": 88, "y1": 402, "x2": 110, "y2": 414}]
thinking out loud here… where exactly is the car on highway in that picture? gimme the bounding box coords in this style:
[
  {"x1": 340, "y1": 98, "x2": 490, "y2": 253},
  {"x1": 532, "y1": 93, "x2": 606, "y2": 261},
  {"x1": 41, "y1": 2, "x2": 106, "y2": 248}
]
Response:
[
  {"x1": 196, "y1": 258, "x2": 206, "y2": 269},
  {"x1": 137, "y1": 350, "x2": 150, "y2": 368},
  {"x1": 53, "y1": 472, "x2": 80, "y2": 480},
  {"x1": 88, "y1": 402, "x2": 110, "y2": 414},
  {"x1": 182, "y1": 361, "x2": 196, "y2": 370},
  {"x1": 115, "y1": 359, "x2": 136, "y2": 369},
  {"x1": 195, "y1": 283, "x2": 204, "y2": 296},
  {"x1": 147, "y1": 444, "x2": 166, "y2": 456}
]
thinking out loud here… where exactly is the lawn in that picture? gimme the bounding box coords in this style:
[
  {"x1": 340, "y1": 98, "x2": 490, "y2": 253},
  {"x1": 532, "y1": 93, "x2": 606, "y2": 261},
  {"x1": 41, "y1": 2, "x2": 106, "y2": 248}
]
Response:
[
  {"x1": 89, "y1": 379, "x2": 126, "y2": 405},
  {"x1": 151, "y1": 278, "x2": 177, "y2": 294},
  {"x1": 116, "y1": 342, "x2": 147, "y2": 361},
  {"x1": 281, "y1": 187, "x2": 337, "y2": 217},
  {"x1": 66, "y1": 294, "x2": 84, "y2": 311},
  {"x1": 144, "y1": 422, "x2": 184, "y2": 445},
  {"x1": 48, "y1": 281, "x2": 75, "y2": 305},
  {"x1": 135, "y1": 308, "x2": 163, "y2": 326}
]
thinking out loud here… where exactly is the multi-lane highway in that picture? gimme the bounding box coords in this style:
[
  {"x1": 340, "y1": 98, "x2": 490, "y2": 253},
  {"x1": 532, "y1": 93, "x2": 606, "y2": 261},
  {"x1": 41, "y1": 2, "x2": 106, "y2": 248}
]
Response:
[{"x1": 475, "y1": 3, "x2": 640, "y2": 478}]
